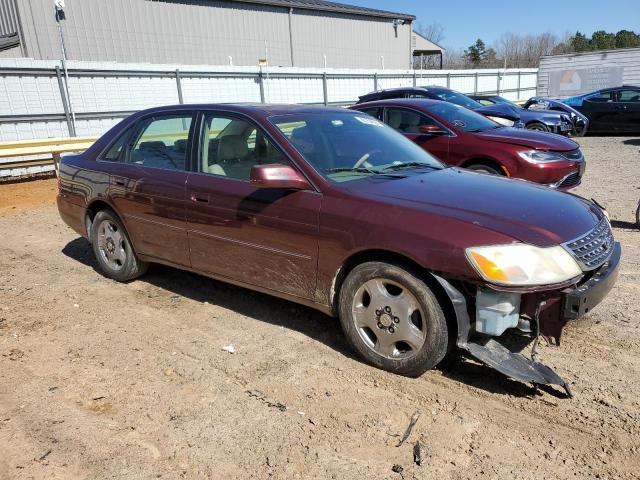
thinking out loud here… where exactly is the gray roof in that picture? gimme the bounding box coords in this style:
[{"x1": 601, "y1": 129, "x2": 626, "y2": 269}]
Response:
[{"x1": 225, "y1": 0, "x2": 415, "y2": 20}]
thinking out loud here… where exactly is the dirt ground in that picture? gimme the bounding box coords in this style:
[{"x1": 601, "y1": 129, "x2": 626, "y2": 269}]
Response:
[{"x1": 0, "y1": 136, "x2": 639, "y2": 480}]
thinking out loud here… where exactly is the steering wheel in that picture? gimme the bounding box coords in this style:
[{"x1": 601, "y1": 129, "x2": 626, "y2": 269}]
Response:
[{"x1": 353, "y1": 150, "x2": 382, "y2": 169}]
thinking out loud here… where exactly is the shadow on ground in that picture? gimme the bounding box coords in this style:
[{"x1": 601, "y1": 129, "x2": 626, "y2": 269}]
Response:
[
  {"x1": 62, "y1": 236, "x2": 557, "y2": 399},
  {"x1": 622, "y1": 138, "x2": 640, "y2": 146}
]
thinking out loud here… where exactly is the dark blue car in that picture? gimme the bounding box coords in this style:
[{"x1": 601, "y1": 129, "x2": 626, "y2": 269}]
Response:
[
  {"x1": 472, "y1": 94, "x2": 574, "y2": 136},
  {"x1": 358, "y1": 86, "x2": 526, "y2": 129}
]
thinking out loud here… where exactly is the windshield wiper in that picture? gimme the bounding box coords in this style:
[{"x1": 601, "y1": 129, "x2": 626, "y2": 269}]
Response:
[
  {"x1": 380, "y1": 162, "x2": 441, "y2": 172},
  {"x1": 324, "y1": 167, "x2": 406, "y2": 178}
]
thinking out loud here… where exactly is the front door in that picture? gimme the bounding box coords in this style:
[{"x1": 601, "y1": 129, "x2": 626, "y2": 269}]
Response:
[
  {"x1": 106, "y1": 113, "x2": 194, "y2": 267},
  {"x1": 383, "y1": 107, "x2": 450, "y2": 163},
  {"x1": 185, "y1": 112, "x2": 321, "y2": 299},
  {"x1": 615, "y1": 89, "x2": 640, "y2": 133},
  {"x1": 579, "y1": 91, "x2": 617, "y2": 132}
]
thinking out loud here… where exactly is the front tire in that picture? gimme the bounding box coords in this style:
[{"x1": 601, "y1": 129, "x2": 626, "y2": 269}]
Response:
[
  {"x1": 338, "y1": 262, "x2": 449, "y2": 377},
  {"x1": 526, "y1": 122, "x2": 549, "y2": 132},
  {"x1": 91, "y1": 209, "x2": 148, "y2": 282},
  {"x1": 466, "y1": 163, "x2": 502, "y2": 175}
]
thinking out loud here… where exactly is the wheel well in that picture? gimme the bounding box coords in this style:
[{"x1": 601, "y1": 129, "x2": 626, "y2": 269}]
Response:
[
  {"x1": 331, "y1": 249, "x2": 459, "y2": 346},
  {"x1": 460, "y1": 158, "x2": 505, "y2": 175},
  {"x1": 85, "y1": 200, "x2": 119, "y2": 241}
]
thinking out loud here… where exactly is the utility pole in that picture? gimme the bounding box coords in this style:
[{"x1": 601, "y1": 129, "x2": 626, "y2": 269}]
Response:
[{"x1": 55, "y1": 0, "x2": 76, "y2": 136}]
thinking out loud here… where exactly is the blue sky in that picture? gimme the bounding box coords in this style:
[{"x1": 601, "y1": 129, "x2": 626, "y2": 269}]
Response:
[{"x1": 345, "y1": 0, "x2": 640, "y2": 50}]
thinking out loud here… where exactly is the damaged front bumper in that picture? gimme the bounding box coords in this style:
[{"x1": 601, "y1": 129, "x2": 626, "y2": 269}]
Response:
[{"x1": 433, "y1": 241, "x2": 621, "y2": 396}]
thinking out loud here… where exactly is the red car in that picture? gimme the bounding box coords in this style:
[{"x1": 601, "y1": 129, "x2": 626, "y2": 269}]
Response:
[
  {"x1": 57, "y1": 104, "x2": 619, "y2": 394},
  {"x1": 350, "y1": 99, "x2": 585, "y2": 189}
]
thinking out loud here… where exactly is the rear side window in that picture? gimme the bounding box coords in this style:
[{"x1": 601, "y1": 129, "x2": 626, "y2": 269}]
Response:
[
  {"x1": 128, "y1": 115, "x2": 193, "y2": 170},
  {"x1": 359, "y1": 107, "x2": 382, "y2": 119},
  {"x1": 102, "y1": 132, "x2": 129, "y2": 162}
]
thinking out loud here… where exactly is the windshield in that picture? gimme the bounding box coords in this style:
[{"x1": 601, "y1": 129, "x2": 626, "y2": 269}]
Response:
[
  {"x1": 422, "y1": 102, "x2": 500, "y2": 132},
  {"x1": 429, "y1": 89, "x2": 482, "y2": 109},
  {"x1": 269, "y1": 113, "x2": 443, "y2": 183},
  {"x1": 493, "y1": 96, "x2": 518, "y2": 107}
]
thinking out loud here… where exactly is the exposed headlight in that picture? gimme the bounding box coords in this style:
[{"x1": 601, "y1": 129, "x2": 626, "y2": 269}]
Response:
[
  {"x1": 487, "y1": 116, "x2": 514, "y2": 127},
  {"x1": 517, "y1": 150, "x2": 567, "y2": 163},
  {"x1": 465, "y1": 244, "x2": 582, "y2": 286}
]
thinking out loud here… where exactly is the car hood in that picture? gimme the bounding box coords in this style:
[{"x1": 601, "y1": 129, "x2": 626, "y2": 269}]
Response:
[
  {"x1": 346, "y1": 168, "x2": 602, "y2": 247},
  {"x1": 474, "y1": 127, "x2": 579, "y2": 150},
  {"x1": 475, "y1": 103, "x2": 522, "y2": 121}
]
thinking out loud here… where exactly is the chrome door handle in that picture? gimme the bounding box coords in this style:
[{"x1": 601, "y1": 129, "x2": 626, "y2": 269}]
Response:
[{"x1": 190, "y1": 192, "x2": 210, "y2": 203}]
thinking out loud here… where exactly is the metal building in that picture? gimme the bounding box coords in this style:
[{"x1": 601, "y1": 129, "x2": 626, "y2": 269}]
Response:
[
  {"x1": 0, "y1": 0, "x2": 426, "y2": 69},
  {"x1": 537, "y1": 47, "x2": 640, "y2": 97}
]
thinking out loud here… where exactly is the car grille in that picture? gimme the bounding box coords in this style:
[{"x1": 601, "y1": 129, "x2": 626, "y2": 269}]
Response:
[
  {"x1": 561, "y1": 149, "x2": 583, "y2": 160},
  {"x1": 564, "y1": 217, "x2": 615, "y2": 270},
  {"x1": 557, "y1": 171, "x2": 582, "y2": 188}
]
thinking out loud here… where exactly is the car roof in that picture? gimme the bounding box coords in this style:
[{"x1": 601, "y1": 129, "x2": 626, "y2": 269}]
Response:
[
  {"x1": 135, "y1": 103, "x2": 351, "y2": 117},
  {"x1": 353, "y1": 98, "x2": 446, "y2": 108}
]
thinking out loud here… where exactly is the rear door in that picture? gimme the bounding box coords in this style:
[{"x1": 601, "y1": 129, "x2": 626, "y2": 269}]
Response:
[
  {"x1": 105, "y1": 112, "x2": 194, "y2": 267},
  {"x1": 382, "y1": 106, "x2": 450, "y2": 162},
  {"x1": 185, "y1": 112, "x2": 321, "y2": 299},
  {"x1": 615, "y1": 89, "x2": 640, "y2": 132},
  {"x1": 579, "y1": 91, "x2": 617, "y2": 131}
]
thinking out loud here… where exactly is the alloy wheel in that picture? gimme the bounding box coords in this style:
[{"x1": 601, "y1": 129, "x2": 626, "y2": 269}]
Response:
[
  {"x1": 96, "y1": 219, "x2": 127, "y2": 271},
  {"x1": 351, "y1": 278, "x2": 427, "y2": 359}
]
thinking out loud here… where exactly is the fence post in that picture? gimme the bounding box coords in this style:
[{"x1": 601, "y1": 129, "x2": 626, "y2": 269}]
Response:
[
  {"x1": 258, "y1": 70, "x2": 265, "y2": 103},
  {"x1": 412, "y1": 71, "x2": 416, "y2": 87},
  {"x1": 496, "y1": 72, "x2": 501, "y2": 95},
  {"x1": 175, "y1": 69, "x2": 184, "y2": 104},
  {"x1": 474, "y1": 72, "x2": 478, "y2": 94},
  {"x1": 373, "y1": 72, "x2": 378, "y2": 91},
  {"x1": 446, "y1": 72, "x2": 450, "y2": 88},
  {"x1": 322, "y1": 72, "x2": 328, "y2": 106},
  {"x1": 55, "y1": 65, "x2": 75, "y2": 137},
  {"x1": 517, "y1": 71, "x2": 521, "y2": 99}
]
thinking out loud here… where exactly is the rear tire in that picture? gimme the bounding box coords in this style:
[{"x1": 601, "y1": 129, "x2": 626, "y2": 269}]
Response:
[
  {"x1": 91, "y1": 209, "x2": 148, "y2": 282},
  {"x1": 526, "y1": 122, "x2": 549, "y2": 132},
  {"x1": 466, "y1": 163, "x2": 502, "y2": 175},
  {"x1": 338, "y1": 261, "x2": 449, "y2": 377}
]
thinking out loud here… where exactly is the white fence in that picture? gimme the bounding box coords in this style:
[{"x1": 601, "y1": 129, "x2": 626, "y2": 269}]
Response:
[{"x1": 0, "y1": 58, "x2": 538, "y2": 142}]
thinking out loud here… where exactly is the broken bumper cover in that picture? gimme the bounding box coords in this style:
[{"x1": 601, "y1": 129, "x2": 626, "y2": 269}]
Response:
[{"x1": 562, "y1": 241, "x2": 621, "y2": 320}]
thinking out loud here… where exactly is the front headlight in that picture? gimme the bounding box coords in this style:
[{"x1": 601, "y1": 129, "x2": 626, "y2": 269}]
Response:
[
  {"x1": 486, "y1": 116, "x2": 514, "y2": 127},
  {"x1": 466, "y1": 244, "x2": 582, "y2": 286},
  {"x1": 517, "y1": 150, "x2": 567, "y2": 163}
]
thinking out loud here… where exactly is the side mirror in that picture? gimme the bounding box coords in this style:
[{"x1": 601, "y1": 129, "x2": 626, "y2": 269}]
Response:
[
  {"x1": 418, "y1": 124, "x2": 446, "y2": 135},
  {"x1": 250, "y1": 164, "x2": 311, "y2": 190}
]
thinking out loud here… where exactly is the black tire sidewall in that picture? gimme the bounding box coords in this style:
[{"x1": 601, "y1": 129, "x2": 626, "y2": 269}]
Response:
[
  {"x1": 526, "y1": 122, "x2": 549, "y2": 132},
  {"x1": 338, "y1": 261, "x2": 448, "y2": 377},
  {"x1": 91, "y1": 209, "x2": 147, "y2": 282}
]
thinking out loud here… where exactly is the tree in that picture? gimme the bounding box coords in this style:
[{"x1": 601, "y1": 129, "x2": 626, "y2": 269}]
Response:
[
  {"x1": 591, "y1": 30, "x2": 616, "y2": 50},
  {"x1": 614, "y1": 30, "x2": 640, "y2": 48},
  {"x1": 570, "y1": 32, "x2": 591, "y2": 52},
  {"x1": 464, "y1": 39, "x2": 487, "y2": 66}
]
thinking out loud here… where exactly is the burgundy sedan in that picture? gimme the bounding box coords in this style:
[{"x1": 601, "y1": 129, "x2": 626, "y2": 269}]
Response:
[
  {"x1": 57, "y1": 104, "x2": 619, "y2": 393},
  {"x1": 350, "y1": 99, "x2": 585, "y2": 190}
]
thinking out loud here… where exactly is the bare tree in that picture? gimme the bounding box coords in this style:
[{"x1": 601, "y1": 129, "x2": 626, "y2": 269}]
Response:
[{"x1": 495, "y1": 32, "x2": 558, "y2": 68}]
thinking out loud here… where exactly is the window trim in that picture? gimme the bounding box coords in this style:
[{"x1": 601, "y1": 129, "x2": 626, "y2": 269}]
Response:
[{"x1": 191, "y1": 109, "x2": 320, "y2": 193}]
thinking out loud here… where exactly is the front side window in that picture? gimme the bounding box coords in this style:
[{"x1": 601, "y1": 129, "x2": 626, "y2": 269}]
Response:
[
  {"x1": 128, "y1": 115, "x2": 193, "y2": 170},
  {"x1": 385, "y1": 107, "x2": 440, "y2": 134},
  {"x1": 422, "y1": 102, "x2": 499, "y2": 132},
  {"x1": 200, "y1": 114, "x2": 289, "y2": 180},
  {"x1": 618, "y1": 90, "x2": 640, "y2": 102},
  {"x1": 270, "y1": 112, "x2": 443, "y2": 183}
]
